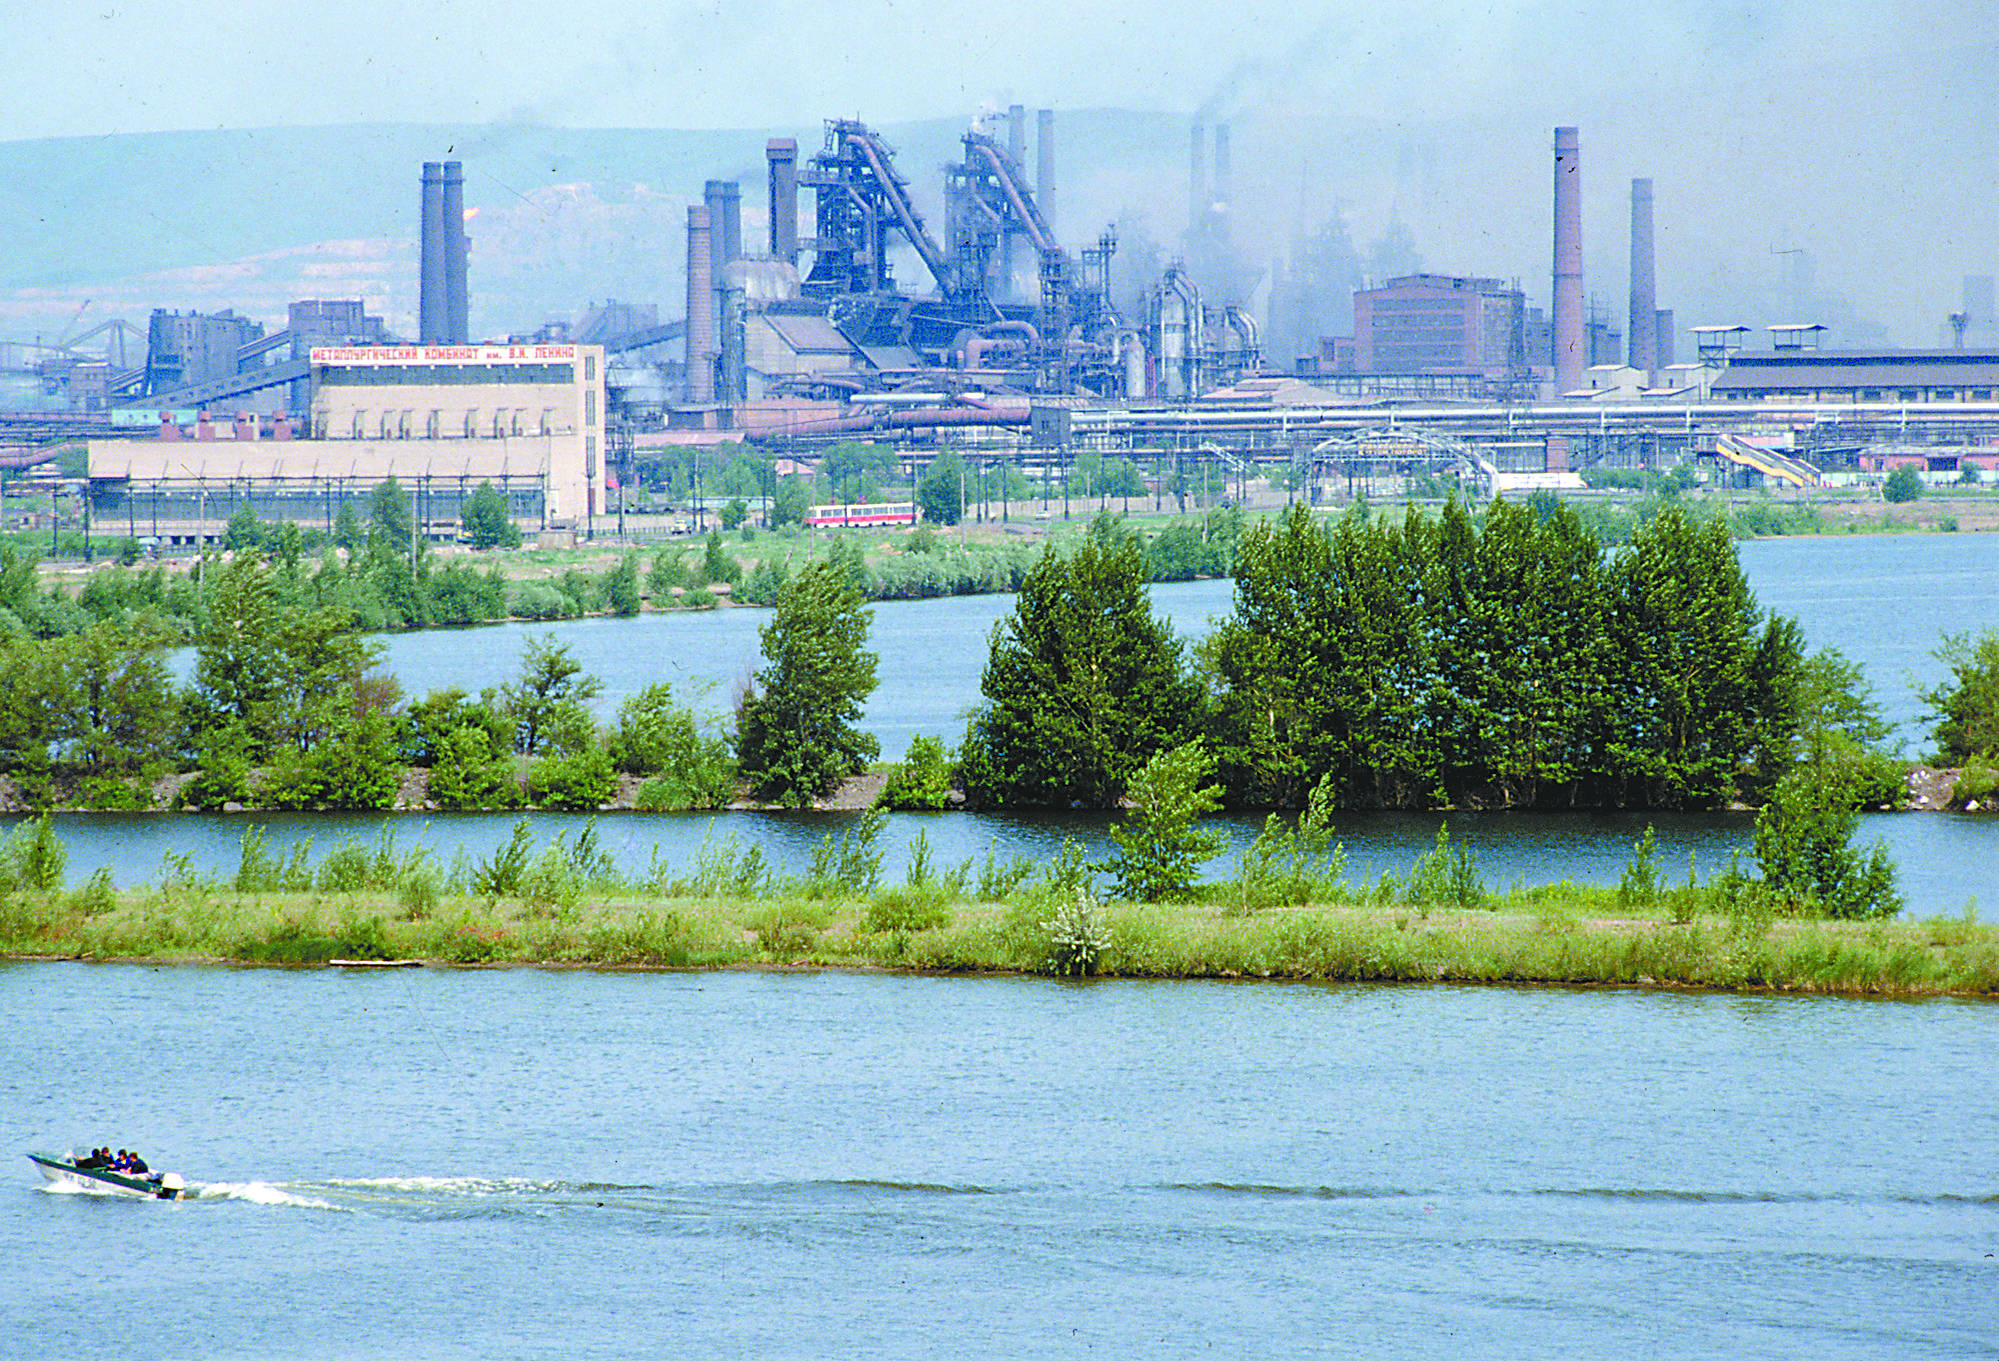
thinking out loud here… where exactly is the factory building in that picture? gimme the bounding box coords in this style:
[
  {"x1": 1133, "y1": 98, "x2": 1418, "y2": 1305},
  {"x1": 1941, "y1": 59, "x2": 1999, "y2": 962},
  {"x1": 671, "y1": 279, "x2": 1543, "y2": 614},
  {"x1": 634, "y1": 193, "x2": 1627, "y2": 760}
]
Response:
[
  {"x1": 87, "y1": 343, "x2": 606, "y2": 543},
  {"x1": 1711, "y1": 348, "x2": 1999, "y2": 403},
  {"x1": 1352, "y1": 274, "x2": 1526, "y2": 380}
]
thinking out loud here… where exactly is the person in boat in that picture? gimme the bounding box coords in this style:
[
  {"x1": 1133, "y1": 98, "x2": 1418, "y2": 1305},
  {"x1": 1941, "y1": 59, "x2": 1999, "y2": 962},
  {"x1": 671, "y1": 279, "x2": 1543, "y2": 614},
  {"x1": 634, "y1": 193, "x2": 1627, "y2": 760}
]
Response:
[
  {"x1": 125, "y1": 1151, "x2": 148, "y2": 1175},
  {"x1": 76, "y1": 1148, "x2": 108, "y2": 1170}
]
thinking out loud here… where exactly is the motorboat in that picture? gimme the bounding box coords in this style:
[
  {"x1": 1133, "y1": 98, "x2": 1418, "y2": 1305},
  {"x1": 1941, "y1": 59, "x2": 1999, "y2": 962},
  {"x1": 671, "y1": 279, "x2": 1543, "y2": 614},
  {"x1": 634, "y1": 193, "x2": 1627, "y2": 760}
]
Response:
[{"x1": 28, "y1": 1152, "x2": 186, "y2": 1200}]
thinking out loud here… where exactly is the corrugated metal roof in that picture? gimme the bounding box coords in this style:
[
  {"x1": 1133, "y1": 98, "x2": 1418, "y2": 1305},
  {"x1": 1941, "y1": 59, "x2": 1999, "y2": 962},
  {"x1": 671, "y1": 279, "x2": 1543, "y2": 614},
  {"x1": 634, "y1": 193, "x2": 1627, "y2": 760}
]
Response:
[
  {"x1": 1715, "y1": 352, "x2": 1999, "y2": 390},
  {"x1": 761, "y1": 314, "x2": 854, "y2": 355}
]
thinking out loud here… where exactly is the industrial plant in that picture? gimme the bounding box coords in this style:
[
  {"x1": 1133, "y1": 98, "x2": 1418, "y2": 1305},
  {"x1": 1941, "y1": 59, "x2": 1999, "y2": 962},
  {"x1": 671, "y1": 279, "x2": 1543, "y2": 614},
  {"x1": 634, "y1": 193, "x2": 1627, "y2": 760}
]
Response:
[{"x1": 3, "y1": 112, "x2": 1997, "y2": 542}]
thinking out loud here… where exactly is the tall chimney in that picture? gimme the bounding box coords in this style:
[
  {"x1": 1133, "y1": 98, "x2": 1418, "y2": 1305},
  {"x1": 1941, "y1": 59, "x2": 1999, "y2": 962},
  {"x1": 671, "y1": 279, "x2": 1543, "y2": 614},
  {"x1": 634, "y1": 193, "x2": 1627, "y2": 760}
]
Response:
[
  {"x1": 685, "y1": 205, "x2": 715, "y2": 404},
  {"x1": 419, "y1": 163, "x2": 445, "y2": 343},
  {"x1": 1212, "y1": 121, "x2": 1231, "y2": 213},
  {"x1": 716, "y1": 181, "x2": 742, "y2": 267},
  {"x1": 1552, "y1": 127, "x2": 1583, "y2": 394},
  {"x1": 1036, "y1": 108, "x2": 1055, "y2": 239},
  {"x1": 1188, "y1": 121, "x2": 1207, "y2": 239},
  {"x1": 1005, "y1": 105, "x2": 1026, "y2": 295},
  {"x1": 441, "y1": 160, "x2": 468, "y2": 344},
  {"x1": 767, "y1": 138, "x2": 799, "y2": 266},
  {"x1": 1628, "y1": 177, "x2": 1657, "y2": 374}
]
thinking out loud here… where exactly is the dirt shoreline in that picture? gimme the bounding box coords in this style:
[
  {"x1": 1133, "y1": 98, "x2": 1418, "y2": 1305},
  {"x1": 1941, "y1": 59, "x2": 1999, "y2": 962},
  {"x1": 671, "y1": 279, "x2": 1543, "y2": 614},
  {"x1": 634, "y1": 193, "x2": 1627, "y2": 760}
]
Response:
[{"x1": 0, "y1": 765, "x2": 1982, "y2": 816}]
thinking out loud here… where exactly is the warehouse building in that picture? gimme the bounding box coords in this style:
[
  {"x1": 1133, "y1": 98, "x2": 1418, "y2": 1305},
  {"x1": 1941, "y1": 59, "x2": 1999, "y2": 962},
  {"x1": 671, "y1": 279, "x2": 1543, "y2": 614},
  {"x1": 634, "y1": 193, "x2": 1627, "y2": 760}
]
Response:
[{"x1": 87, "y1": 343, "x2": 606, "y2": 544}]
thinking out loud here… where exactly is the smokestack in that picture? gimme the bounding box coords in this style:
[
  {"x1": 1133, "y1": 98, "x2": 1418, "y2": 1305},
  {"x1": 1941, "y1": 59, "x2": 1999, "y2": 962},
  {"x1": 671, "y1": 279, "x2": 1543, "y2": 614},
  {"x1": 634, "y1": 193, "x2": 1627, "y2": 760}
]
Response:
[
  {"x1": 767, "y1": 138, "x2": 799, "y2": 266},
  {"x1": 1188, "y1": 121, "x2": 1207, "y2": 239},
  {"x1": 704, "y1": 180, "x2": 740, "y2": 349},
  {"x1": 1552, "y1": 127, "x2": 1583, "y2": 394},
  {"x1": 1628, "y1": 177, "x2": 1656, "y2": 374},
  {"x1": 1005, "y1": 106, "x2": 1026, "y2": 295},
  {"x1": 419, "y1": 163, "x2": 445, "y2": 343},
  {"x1": 441, "y1": 160, "x2": 468, "y2": 344},
  {"x1": 1036, "y1": 108, "x2": 1055, "y2": 240},
  {"x1": 1654, "y1": 309, "x2": 1675, "y2": 368},
  {"x1": 685, "y1": 205, "x2": 714, "y2": 404},
  {"x1": 717, "y1": 181, "x2": 742, "y2": 267},
  {"x1": 1212, "y1": 121, "x2": 1231, "y2": 212}
]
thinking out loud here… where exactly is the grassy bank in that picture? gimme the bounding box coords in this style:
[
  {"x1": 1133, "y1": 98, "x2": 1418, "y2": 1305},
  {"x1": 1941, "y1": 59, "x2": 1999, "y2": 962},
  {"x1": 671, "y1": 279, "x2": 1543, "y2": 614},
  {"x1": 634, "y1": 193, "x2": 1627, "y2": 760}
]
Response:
[{"x1": 4, "y1": 880, "x2": 1994, "y2": 999}]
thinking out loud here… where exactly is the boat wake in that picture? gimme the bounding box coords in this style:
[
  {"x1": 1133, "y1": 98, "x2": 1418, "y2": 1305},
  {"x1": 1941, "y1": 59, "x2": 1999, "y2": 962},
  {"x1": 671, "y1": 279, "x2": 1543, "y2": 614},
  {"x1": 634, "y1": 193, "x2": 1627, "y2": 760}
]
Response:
[{"x1": 182, "y1": 1181, "x2": 346, "y2": 1211}]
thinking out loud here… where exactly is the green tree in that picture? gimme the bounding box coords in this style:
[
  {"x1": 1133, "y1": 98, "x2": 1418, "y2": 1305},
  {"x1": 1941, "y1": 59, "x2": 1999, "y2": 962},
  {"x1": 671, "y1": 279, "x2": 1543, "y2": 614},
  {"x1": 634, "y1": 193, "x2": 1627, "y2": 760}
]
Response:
[
  {"x1": 719, "y1": 497, "x2": 749, "y2": 530},
  {"x1": 1752, "y1": 773, "x2": 1902, "y2": 919},
  {"x1": 501, "y1": 635, "x2": 604, "y2": 756},
  {"x1": 460, "y1": 480, "x2": 522, "y2": 549},
  {"x1": 875, "y1": 734, "x2": 955, "y2": 810},
  {"x1": 1883, "y1": 465, "x2": 1924, "y2": 503},
  {"x1": 332, "y1": 502, "x2": 365, "y2": 554},
  {"x1": 735, "y1": 560, "x2": 880, "y2": 804},
  {"x1": 1202, "y1": 504, "x2": 1435, "y2": 809},
  {"x1": 1922, "y1": 628, "x2": 1999, "y2": 763},
  {"x1": 610, "y1": 681, "x2": 736, "y2": 807},
  {"x1": 222, "y1": 505, "x2": 267, "y2": 553},
  {"x1": 917, "y1": 451, "x2": 965, "y2": 526},
  {"x1": 700, "y1": 531, "x2": 742, "y2": 587},
  {"x1": 1101, "y1": 741, "x2": 1227, "y2": 901},
  {"x1": 368, "y1": 478, "x2": 414, "y2": 552},
  {"x1": 771, "y1": 475, "x2": 813, "y2": 528},
  {"x1": 426, "y1": 725, "x2": 522, "y2": 810},
  {"x1": 605, "y1": 552, "x2": 642, "y2": 616},
  {"x1": 1601, "y1": 504, "x2": 1767, "y2": 807},
  {"x1": 962, "y1": 515, "x2": 1201, "y2": 807}
]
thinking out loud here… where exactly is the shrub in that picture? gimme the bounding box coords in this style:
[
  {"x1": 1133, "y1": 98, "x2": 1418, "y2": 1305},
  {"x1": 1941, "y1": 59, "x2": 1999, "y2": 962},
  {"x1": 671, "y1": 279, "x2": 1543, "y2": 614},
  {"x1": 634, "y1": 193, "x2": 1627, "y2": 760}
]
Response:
[
  {"x1": 875, "y1": 735, "x2": 955, "y2": 811},
  {"x1": 1232, "y1": 775, "x2": 1345, "y2": 912},
  {"x1": 1618, "y1": 825, "x2": 1663, "y2": 911},
  {"x1": 1043, "y1": 891, "x2": 1110, "y2": 976},
  {"x1": 1407, "y1": 822, "x2": 1484, "y2": 911},
  {"x1": 974, "y1": 843, "x2": 1037, "y2": 901},
  {"x1": 428, "y1": 726, "x2": 523, "y2": 811},
  {"x1": 1752, "y1": 775, "x2": 1902, "y2": 919},
  {"x1": 527, "y1": 747, "x2": 617, "y2": 810},
  {"x1": 1101, "y1": 741, "x2": 1227, "y2": 901},
  {"x1": 0, "y1": 814, "x2": 66, "y2": 894},
  {"x1": 1952, "y1": 758, "x2": 1999, "y2": 810},
  {"x1": 474, "y1": 820, "x2": 536, "y2": 898},
  {"x1": 1883, "y1": 465, "x2": 1924, "y2": 503},
  {"x1": 611, "y1": 682, "x2": 735, "y2": 806},
  {"x1": 805, "y1": 808, "x2": 886, "y2": 897}
]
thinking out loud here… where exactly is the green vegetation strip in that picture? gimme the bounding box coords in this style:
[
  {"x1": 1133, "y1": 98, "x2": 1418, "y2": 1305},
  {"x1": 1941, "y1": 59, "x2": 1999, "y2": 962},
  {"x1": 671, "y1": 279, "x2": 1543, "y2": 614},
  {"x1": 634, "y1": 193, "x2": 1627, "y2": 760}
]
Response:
[{"x1": 0, "y1": 816, "x2": 1990, "y2": 998}]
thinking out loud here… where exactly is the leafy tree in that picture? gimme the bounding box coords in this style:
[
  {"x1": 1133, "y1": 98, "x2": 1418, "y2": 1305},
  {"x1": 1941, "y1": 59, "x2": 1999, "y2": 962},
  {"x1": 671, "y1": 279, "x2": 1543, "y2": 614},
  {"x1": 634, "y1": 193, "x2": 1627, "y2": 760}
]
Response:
[
  {"x1": 1883, "y1": 465, "x2": 1924, "y2": 503},
  {"x1": 610, "y1": 681, "x2": 736, "y2": 807},
  {"x1": 700, "y1": 531, "x2": 742, "y2": 587},
  {"x1": 460, "y1": 480, "x2": 522, "y2": 549},
  {"x1": 719, "y1": 497, "x2": 749, "y2": 530},
  {"x1": 876, "y1": 734, "x2": 955, "y2": 810},
  {"x1": 1101, "y1": 741, "x2": 1227, "y2": 901},
  {"x1": 222, "y1": 505, "x2": 267, "y2": 553},
  {"x1": 368, "y1": 477, "x2": 414, "y2": 552},
  {"x1": 735, "y1": 560, "x2": 880, "y2": 804},
  {"x1": 771, "y1": 476, "x2": 812, "y2": 528},
  {"x1": 1601, "y1": 504, "x2": 1766, "y2": 807},
  {"x1": 1202, "y1": 504, "x2": 1434, "y2": 809},
  {"x1": 917, "y1": 451, "x2": 965, "y2": 526},
  {"x1": 332, "y1": 502, "x2": 365, "y2": 554},
  {"x1": 426, "y1": 725, "x2": 522, "y2": 810},
  {"x1": 501, "y1": 635, "x2": 604, "y2": 756},
  {"x1": 1752, "y1": 774, "x2": 1902, "y2": 919},
  {"x1": 605, "y1": 552, "x2": 642, "y2": 616},
  {"x1": 648, "y1": 548, "x2": 689, "y2": 599},
  {"x1": 962, "y1": 515, "x2": 1201, "y2": 807},
  {"x1": 1922, "y1": 628, "x2": 1999, "y2": 763},
  {"x1": 405, "y1": 686, "x2": 513, "y2": 767}
]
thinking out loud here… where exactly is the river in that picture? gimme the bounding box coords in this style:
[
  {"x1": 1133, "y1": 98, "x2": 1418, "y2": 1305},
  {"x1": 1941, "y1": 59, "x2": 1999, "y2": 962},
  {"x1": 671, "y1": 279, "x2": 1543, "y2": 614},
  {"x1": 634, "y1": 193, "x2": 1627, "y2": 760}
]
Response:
[
  {"x1": 2, "y1": 965, "x2": 1992, "y2": 1358},
  {"x1": 84, "y1": 532, "x2": 1999, "y2": 918}
]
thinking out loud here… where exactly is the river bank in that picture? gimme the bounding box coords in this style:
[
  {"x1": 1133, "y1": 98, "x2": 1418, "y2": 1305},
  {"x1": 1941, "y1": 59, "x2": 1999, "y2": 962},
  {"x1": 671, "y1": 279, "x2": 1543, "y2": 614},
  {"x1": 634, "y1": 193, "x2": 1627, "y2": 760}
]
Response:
[{"x1": 6, "y1": 886, "x2": 1995, "y2": 998}]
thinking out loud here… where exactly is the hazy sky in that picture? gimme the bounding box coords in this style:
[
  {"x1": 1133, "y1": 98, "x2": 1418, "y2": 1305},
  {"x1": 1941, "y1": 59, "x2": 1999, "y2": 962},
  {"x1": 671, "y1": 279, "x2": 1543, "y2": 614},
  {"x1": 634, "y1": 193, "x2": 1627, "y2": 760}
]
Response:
[{"x1": 2, "y1": 0, "x2": 1995, "y2": 344}]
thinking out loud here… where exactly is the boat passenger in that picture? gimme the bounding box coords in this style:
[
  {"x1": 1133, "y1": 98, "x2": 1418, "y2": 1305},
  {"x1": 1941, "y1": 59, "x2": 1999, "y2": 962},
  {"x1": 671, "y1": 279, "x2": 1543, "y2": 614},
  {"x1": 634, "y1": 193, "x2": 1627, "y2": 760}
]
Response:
[
  {"x1": 126, "y1": 1153, "x2": 148, "y2": 1175},
  {"x1": 113, "y1": 1149, "x2": 130, "y2": 1171},
  {"x1": 76, "y1": 1148, "x2": 107, "y2": 1170}
]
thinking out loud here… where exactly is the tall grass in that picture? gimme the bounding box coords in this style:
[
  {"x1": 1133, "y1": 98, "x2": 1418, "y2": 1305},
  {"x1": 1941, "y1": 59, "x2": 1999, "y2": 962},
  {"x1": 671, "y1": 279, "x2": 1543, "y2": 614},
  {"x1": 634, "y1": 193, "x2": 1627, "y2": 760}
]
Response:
[{"x1": 1, "y1": 816, "x2": 1994, "y2": 997}]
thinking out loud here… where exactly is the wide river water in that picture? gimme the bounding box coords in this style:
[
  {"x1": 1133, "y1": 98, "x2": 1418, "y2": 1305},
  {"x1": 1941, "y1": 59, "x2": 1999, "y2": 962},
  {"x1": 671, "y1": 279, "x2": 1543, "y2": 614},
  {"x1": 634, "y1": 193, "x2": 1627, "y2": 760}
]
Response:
[
  {"x1": 2, "y1": 966, "x2": 1993, "y2": 1358},
  {"x1": 4, "y1": 531, "x2": 1996, "y2": 1356},
  {"x1": 65, "y1": 531, "x2": 1999, "y2": 918}
]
